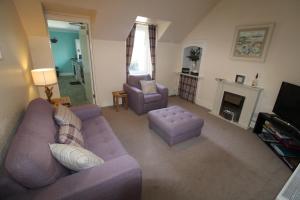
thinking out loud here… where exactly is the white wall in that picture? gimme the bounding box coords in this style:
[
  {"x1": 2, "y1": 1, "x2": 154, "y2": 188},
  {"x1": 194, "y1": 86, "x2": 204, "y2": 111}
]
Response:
[
  {"x1": 181, "y1": 0, "x2": 300, "y2": 118},
  {"x1": 14, "y1": 0, "x2": 60, "y2": 98},
  {"x1": 92, "y1": 40, "x2": 126, "y2": 107},
  {"x1": 156, "y1": 42, "x2": 181, "y2": 95},
  {"x1": 0, "y1": 0, "x2": 38, "y2": 168},
  {"x1": 92, "y1": 40, "x2": 180, "y2": 107}
]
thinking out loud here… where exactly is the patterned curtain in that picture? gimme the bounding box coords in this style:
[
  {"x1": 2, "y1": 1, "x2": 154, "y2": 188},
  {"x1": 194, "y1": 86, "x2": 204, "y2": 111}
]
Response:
[
  {"x1": 178, "y1": 74, "x2": 198, "y2": 103},
  {"x1": 148, "y1": 25, "x2": 157, "y2": 80},
  {"x1": 126, "y1": 24, "x2": 136, "y2": 82}
]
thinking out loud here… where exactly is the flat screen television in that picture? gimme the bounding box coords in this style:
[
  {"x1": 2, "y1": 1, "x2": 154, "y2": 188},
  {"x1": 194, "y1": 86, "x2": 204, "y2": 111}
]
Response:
[{"x1": 273, "y1": 82, "x2": 300, "y2": 131}]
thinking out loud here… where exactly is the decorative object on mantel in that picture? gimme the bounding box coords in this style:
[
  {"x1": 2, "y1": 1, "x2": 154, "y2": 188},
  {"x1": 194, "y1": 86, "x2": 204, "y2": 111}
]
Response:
[
  {"x1": 231, "y1": 23, "x2": 275, "y2": 62},
  {"x1": 182, "y1": 67, "x2": 190, "y2": 74},
  {"x1": 187, "y1": 47, "x2": 201, "y2": 73},
  {"x1": 235, "y1": 74, "x2": 245, "y2": 84},
  {"x1": 251, "y1": 73, "x2": 259, "y2": 87},
  {"x1": 190, "y1": 71, "x2": 199, "y2": 76}
]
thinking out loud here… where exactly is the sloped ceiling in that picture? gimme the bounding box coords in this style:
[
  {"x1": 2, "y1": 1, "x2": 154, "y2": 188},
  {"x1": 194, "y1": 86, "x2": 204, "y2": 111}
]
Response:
[{"x1": 41, "y1": 0, "x2": 220, "y2": 43}]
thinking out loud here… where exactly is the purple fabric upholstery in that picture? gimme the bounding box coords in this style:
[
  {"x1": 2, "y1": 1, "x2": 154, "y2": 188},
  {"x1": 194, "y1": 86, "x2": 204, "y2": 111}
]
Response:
[
  {"x1": 127, "y1": 74, "x2": 151, "y2": 89},
  {"x1": 5, "y1": 98, "x2": 68, "y2": 189},
  {"x1": 124, "y1": 75, "x2": 168, "y2": 115},
  {"x1": 28, "y1": 155, "x2": 141, "y2": 200},
  {"x1": 82, "y1": 116, "x2": 127, "y2": 161},
  {"x1": 148, "y1": 106, "x2": 204, "y2": 146},
  {"x1": 70, "y1": 104, "x2": 102, "y2": 121},
  {"x1": 144, "y1": 93, "x2": 162, "y2": 104},
  {"x1": 2, "y1": 98, "x2": 142, "y2": 200}
]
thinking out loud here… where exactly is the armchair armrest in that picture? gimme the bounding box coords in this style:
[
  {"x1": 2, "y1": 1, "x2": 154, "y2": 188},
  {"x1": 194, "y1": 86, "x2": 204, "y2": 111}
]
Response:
[
  {"x1": 70, "y1": 104, "x2": 102, "y2": 121},
  {"x1": 33, "y1": 155, "x2": 142, "y2": 200},
  {"x1": 123, "y1": 84, "x2": 144, "y2": 114},
  {"x1": 156, "y1": 83, "x2": 168, "y2": 107}
]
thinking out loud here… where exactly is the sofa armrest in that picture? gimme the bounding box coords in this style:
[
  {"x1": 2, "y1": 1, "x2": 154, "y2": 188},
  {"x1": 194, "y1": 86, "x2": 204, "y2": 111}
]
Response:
[
  {"x1": 156, "y1": 83, "x2": 168, "y2": 107},
  {"x1": 123, "y1": 84, "x2": 144, "y2": 114},
  {"x1": 32, "y1": 155, "x2": 142, "y2": 200},
  {"x1": 70, "y1": 104, "x2": 102, "y2": 121}
]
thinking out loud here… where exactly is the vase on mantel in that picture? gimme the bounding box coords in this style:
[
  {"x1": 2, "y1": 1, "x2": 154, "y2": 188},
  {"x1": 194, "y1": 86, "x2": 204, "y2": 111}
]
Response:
[{"x1": 251, "y1": 73, "x2": 259, "y2": 87}]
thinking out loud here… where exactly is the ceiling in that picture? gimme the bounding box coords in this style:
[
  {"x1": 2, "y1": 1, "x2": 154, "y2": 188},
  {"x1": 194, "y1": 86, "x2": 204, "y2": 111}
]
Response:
[
  {"x1": 47, "y1": 20, "x2": 80, "y2": 32},
  {"x1": 41, "y1": 0, "x2": 220, "y2": 42}
]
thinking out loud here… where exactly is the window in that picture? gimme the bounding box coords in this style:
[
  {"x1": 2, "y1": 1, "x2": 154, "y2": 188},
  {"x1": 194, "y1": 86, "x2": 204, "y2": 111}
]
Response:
[{"x1": 129, "y1": 24, "x2": 152, "y2": 76}]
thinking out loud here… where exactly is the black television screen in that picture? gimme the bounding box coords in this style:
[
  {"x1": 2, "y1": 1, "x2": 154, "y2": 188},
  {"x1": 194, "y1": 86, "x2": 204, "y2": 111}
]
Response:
[{"x1": 273, "y1": 82, "x2": 300, "y2": 130}]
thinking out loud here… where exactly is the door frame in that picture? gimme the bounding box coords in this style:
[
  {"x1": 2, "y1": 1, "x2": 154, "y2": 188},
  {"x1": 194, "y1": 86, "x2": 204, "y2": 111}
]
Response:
[{"x1": 45, "y1": 12, "x2": 97, "y2": 104}]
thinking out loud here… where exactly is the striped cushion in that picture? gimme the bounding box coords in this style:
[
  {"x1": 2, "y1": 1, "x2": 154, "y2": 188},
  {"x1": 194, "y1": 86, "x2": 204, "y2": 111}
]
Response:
[
  {"x1": 59, "y1": 125, "x2": 84, "y2": 147},
  {"x1": 54, "y1": 105, "x2": 82, "y2": 130},
  {"x1": 49, "y1": 143, "x2": 104, "y2": 171}
]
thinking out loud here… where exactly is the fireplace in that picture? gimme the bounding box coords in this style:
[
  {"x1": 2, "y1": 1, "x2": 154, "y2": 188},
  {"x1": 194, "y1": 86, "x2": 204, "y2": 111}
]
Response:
[
  {"x1": 210, "y1": 79, "x2": 262, "y2": 129},
  {"x1": 219, "y1": 91, "x2": 245, "y2": 122}
]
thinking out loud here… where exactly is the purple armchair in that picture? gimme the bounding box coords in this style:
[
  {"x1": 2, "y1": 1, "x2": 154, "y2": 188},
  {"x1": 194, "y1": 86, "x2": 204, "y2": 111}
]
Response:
[{"x1": 123, "y1": 75, "x2": 168, "y2": 115}]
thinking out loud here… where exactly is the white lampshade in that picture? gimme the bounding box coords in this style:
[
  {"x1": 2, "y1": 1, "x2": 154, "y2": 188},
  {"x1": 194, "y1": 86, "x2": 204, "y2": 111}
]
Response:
[{"x1": 31, "y1": 68, "x2": 57, "y2": 86}]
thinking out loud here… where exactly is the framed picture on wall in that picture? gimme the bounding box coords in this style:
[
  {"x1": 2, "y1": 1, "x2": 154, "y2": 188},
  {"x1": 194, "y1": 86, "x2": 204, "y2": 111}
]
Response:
[
  {"x1": 231, "y1": 23, "x2": 275, "y2": 62},
  {"x1": 235, "y1": 74, "x2": 245, "y2": 84}
]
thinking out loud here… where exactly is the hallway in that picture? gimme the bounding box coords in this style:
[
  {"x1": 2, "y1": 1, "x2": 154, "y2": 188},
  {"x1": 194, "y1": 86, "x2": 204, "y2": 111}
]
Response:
[{"x1": 58, "y1": 76, "x2": 88, "y2": 106}]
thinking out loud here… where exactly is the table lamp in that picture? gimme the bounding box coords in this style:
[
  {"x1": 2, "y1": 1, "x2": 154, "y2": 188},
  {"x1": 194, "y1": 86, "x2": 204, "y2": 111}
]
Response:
[{"x1": 31, "y1": 68, "x2": 57, "y2": 102}]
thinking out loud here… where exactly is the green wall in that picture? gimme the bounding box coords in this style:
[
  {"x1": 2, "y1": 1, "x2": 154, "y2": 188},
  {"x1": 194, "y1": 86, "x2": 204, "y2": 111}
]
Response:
[{"x1": 49, "y1": 30, "x2": 79, "y2": 74}]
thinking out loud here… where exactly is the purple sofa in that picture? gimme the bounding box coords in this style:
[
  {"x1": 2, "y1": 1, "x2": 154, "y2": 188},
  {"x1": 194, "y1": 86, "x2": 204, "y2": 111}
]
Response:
[
  {"x1": 1, "y1": 98, "x2": 142, "y2": 200},
  {"x1": 123, "y1": 75, "x2": 168, "y2": 115}
]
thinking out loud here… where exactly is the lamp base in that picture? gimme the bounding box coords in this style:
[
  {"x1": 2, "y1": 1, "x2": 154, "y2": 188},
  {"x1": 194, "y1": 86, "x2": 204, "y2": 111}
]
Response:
[{"x1": 45, "y1": 86, "x2": 53, "y2": 102}]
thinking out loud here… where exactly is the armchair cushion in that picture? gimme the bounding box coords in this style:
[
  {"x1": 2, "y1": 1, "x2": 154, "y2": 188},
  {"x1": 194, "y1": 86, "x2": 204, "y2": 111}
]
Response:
[
  {"x1": 144, "y1": 93, "x2": 162, "y2": 104},
  {"x1": 127, "y1": 74, "x2": 151, "y2": 89},
  {"x1": 140, "y1": 80, "x2": 157, "y2": 94}
]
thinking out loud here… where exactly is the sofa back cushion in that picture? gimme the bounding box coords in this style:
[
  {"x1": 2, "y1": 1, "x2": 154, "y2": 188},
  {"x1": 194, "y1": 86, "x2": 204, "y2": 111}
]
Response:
[
  {"x1": 5, "y1": 98, "x2": 68, "y2": 189},
  {"x1": 127, "y1": 74, "x2": 151, "y2": 89}
]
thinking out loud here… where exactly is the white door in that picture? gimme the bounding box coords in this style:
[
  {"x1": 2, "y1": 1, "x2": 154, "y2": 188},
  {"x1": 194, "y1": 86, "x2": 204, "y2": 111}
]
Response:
[{"x1": 79, "y1": 24, "x2": 95, "y2": 104}]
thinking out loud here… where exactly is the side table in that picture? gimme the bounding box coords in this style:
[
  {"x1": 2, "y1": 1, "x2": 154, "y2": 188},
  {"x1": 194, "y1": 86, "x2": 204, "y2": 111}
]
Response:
[
  {"x1": 112, "y1": 91, "x2": 128, "y2": 112},
  {"x1": 51, "y1": 96, "x2": 72, "y2": 107}
]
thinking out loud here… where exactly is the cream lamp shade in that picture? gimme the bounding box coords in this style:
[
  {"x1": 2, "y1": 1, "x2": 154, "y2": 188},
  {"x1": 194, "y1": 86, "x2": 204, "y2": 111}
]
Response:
[{"x1": 31, "y1": 68, "x2": 57, "y2": 86}]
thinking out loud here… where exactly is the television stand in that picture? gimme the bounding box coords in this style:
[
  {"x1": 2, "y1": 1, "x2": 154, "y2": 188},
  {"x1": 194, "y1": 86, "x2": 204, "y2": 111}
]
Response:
[{"x1": 254, "y1": 112, "x2": 300, "y2": 171}]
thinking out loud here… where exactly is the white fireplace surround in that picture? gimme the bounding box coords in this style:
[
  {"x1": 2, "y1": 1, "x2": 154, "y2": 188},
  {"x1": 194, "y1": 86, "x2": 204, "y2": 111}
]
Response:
[{"x1": 210, "y1": 79, "x2": 263, "y2": 129}]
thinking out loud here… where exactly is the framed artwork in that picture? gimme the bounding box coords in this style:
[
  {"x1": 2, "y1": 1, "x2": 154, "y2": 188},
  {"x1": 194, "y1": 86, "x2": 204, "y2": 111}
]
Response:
[
  {"x1": 235, "y1": 75, "x2": 245, "y2": 84},
  {"x1": 231, "y1": 23, "x2": 275, "y2": 62}
]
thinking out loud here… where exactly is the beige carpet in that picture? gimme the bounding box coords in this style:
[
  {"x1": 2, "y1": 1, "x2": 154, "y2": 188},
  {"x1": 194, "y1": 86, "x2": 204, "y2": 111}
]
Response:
[{"x1": 102, "y1": 96, "x2": 291, "y2": 200}]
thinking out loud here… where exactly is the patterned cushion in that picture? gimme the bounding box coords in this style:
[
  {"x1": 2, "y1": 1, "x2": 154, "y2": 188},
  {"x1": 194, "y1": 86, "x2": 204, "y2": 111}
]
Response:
[
  {"x1": 54, "y1": 105, "x2": 82, "y2": 130},
  {"x1": 140, "y1": 80, "x2": 157, "y2": 94},
  {"x1": 49, "y1": 143, "x2": 104, "y2": 171},
  {"x1": 59, "y1": 125, "x2": 84, "y2": 147}
]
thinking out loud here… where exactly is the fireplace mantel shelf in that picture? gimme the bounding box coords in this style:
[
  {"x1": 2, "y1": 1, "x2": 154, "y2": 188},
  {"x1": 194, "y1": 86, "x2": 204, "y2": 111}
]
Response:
[{"x1": 216, "y1": 79, "x2": 263, "y2": 92}]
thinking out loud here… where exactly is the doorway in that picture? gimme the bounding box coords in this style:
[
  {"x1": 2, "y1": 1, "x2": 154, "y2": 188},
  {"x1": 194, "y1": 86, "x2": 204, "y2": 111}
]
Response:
[{"x1": 47, "y1": 19, "x2": 95, "y2": 106}]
